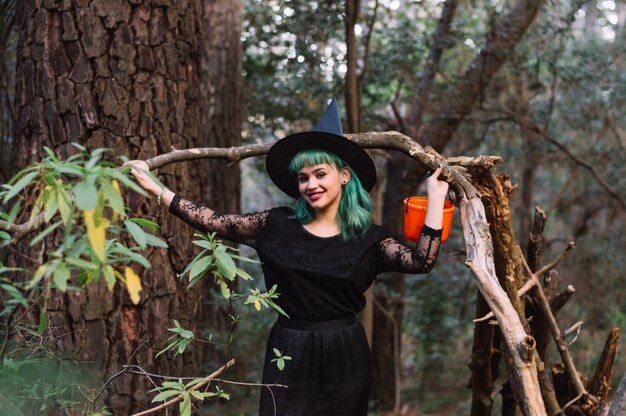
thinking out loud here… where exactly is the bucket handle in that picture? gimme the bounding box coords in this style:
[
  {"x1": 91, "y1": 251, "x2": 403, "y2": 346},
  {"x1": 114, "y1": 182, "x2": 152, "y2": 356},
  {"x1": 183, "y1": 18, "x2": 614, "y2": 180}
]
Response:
[{"x1": 404, "y1": 171, "x2": 455, "y2": 215}]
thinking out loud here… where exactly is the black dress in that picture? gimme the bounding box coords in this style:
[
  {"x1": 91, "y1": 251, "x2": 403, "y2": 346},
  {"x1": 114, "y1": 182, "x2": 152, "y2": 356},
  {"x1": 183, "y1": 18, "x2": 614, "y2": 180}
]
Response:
[{"x1": 169, "y1": 197, "x2": 442, "y2": 416}]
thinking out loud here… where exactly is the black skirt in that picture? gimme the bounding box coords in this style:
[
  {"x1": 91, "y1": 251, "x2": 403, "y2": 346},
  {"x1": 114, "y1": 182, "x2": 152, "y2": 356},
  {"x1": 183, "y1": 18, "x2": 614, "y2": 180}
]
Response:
[{"x1": 258, "y1": 318, "x2": 371, "y2": 416}]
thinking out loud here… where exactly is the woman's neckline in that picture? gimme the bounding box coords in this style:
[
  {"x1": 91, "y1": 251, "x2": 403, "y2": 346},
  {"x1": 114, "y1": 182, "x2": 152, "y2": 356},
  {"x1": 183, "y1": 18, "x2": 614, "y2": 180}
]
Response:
[{"x1": 300, "y1": 223, "x2": 340, "y2": 239}]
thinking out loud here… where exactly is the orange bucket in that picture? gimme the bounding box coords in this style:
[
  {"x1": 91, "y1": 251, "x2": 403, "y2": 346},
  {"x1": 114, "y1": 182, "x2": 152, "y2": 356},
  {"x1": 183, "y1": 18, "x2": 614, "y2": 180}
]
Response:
[{"x1": 403, "y1": 197, "x2": 455, "y2": 243}]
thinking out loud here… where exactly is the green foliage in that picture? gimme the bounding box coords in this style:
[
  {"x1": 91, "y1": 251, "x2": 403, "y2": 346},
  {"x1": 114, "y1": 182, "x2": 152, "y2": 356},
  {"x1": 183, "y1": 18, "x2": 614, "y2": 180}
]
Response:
[
  {"x1": 240, "y1": 284, "x2": 288, "y2": 317},
  {"x1": 270, "y1": 348, "x2": 291, "y2": 371},
  {"x1": 156, "y1": 320, "x2": 196, "y2": 359},
  {"x1": 149, "y1": 379, "x2": 230, "y2": 416},
  {"x1": 0, "y1": 146, "x2": 168, "y2": 318}
]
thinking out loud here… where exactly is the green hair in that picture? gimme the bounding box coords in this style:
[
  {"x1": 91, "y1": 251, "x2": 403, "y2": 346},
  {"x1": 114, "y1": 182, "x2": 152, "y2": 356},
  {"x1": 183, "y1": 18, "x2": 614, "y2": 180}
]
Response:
[{"x1": 288, "y1": 148, "x2": 373, "y2": 241}]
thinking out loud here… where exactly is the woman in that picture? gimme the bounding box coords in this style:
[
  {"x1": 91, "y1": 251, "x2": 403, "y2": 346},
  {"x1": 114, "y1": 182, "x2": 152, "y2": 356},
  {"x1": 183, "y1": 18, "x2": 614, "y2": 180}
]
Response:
[{"x1": 126, "y1": 99, "x2": 448, "y2": 415}]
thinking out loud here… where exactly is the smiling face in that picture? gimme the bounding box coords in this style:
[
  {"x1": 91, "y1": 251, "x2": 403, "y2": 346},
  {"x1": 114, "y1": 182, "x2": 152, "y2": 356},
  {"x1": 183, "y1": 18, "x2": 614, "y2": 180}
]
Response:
[{"x1": 297, "y1": 163, "x2": 350, "y2": 214}]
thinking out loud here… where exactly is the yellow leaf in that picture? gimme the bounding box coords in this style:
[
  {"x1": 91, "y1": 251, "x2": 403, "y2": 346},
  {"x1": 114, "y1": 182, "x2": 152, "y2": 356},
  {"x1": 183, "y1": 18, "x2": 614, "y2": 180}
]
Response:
[
  {"x1": 83, "y1": 210, "x2": 108, "y2": 262},
  {"x1": 254, "y1": 300, "x2": 261, "y2": 311},
  {"x1": 124, "y1": 267, "x2": 142, "y2": 305}
]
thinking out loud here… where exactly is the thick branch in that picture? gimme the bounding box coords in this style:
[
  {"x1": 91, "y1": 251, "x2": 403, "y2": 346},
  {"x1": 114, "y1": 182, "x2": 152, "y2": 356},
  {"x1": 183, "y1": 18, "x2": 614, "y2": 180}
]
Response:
[
  {"x1": 527, "y1": 206, "x2": 547, "y2": 272},
  {"x1": 410, "y1": 0, "x2": 460, "y2": 125},
  {"x1": 2, "y1": 131, "x2": 485, "y2": 241},
  {"x1": 420, "y1": 0, "x2": 546, "y2": 150},
  {"x1": 589, "y1": 327, "x2": 620, "y2": 401}
]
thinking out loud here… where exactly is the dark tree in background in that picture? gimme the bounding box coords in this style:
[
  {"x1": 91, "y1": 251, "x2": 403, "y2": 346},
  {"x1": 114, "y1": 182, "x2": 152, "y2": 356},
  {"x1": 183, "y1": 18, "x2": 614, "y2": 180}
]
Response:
[{"x1": 7, "y1": 1, "x2": 236, "y2": 413}]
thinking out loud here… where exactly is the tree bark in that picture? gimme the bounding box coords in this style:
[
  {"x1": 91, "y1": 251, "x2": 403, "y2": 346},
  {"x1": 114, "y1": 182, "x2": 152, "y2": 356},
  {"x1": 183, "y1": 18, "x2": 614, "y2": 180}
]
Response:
[{"x1": 12, "y1": 1, "x2": 209, "y2": 414}]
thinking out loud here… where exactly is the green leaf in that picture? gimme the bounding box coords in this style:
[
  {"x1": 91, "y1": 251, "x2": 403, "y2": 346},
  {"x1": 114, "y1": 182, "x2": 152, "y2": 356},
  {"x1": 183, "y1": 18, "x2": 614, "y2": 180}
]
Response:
[
  {"x1": 124, "y1": 220, "x2": 147, "y2": 248},
  {"x1": 144, "y1": 233, "x2": 168, "y2": 248},
  {"x1": 56, "y1": 164, "x2": 84, "y2": 177},
  {"x1": 37, "y1": 309, "x2": 48, "y2": 335},
  {"x1": 219, "y1": 280, "x2": 230, "y2": 299},
  {"x1": 214, "y1": 250, "x2": 236, "y2": 280},
  {"x1": 179, "y1": 393, "x2": 191, "y2": 416},
  {"x1": 65, "y1": 257, "x2": 99, "y2": 270},
  {"x1": 190, "y1": 390, "x2": 217, "y2": 400},
  {"x1": 53, "y1": 263, "x2": 70, "y2": 291},
  {"x1": 3, "y1": 171, "x2": 39, "y2": 203},
  {"x1": 44, "y1": 188, "x2": 59, "y2": 222},
  {"x1": 109, "y1": 244, "x2": 151, "y2": 269},
  {"x1": 151, "y1": 390, "x2": 181, "y2": 403},
  {"x1": 71, "y1": 142, "x2": 87, "y2": 151},
  {"x1": 177, "y1": 337, "x2": 191, "y2": 354},
  {"x1": 129, "y1": 218, "x2": 159, "y2": 231},
  {"x1": 229, "y1": 254, "x2": 259, "y2": 263},
  {"x1": 104, "y1": 265, "x2": 116, "y2": 290},
  {"x1": 108, "y1": 170, "x2": 148, "y2": 196},
  {"x1": 0, "y1": 231, "x2": 11, "y2": 247},
  {"x1": 1, "y1": 284, "x2": 28, "y2": 308},
  {"x1": 30, "y1": 221, "x2": 62, "y2": 246},
  {"x1": 277, "y1": 358, "x2": 285, "y2": 371},
  {"x1": 192, "y1": 239, "x2": 211, "y2": 249},
  {"x1": 101, "y1": 180, "x2": 125, "y2": 215},
  {"x1": 74, "y1": 181, "x2": 99, "y2": 211},
  {"x1": 6, "y1": 200, "x2": 21, "y2": 227},
  {"x1": 188, "y1": 256, "x2": 212, "y2": 281},
  {"x1": 266, "y1": 300, "x2": 289, "y2": 318},
  {"x1": 57, "y1": 189, "x2": 72, "y2": 226},
  {"x1": 235, "y1": 267, "x2": 252, "y2": 281}
]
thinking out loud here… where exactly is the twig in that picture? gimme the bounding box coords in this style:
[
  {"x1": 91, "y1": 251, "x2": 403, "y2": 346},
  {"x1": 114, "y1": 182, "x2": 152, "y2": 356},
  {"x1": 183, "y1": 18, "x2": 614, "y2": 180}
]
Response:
[
  {"x1": 131, "y1": 359, "x2": 235, "y2": 416},
  {"x1": 563, "y1": 321, "x2": 583, "y2": 338},
  {"x1": 473, "y1": 278, "x2": 537, "y2": 322},
  {"x1": 558, "y1": 392, "x2": 585, "y2": 415},
  {"x1": 534, "y1": 240, "x2": 575, "y2": 278}
]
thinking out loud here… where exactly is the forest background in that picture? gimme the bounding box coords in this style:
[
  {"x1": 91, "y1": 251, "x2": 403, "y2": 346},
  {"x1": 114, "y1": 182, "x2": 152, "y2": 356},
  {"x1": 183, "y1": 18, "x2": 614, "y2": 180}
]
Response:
[{"x1": 0, "y1": 0, "x2": 625, "y2": 415}]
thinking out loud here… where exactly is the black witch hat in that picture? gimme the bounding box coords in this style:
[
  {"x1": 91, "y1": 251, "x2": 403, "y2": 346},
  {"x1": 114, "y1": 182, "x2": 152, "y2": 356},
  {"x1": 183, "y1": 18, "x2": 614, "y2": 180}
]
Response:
[{"x1": 265, "y1": 98, "x2": 377, "y2": 199}]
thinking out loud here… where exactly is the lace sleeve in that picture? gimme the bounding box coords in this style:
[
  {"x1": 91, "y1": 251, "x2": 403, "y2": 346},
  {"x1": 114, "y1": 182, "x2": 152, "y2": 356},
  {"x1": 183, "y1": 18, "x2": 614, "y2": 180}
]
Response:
[
  {"x1": 378, "y1": 225, "x2": 442, "y2": 274},
  {"x1": 168, "y1": 194, "x2": 268, "y2": 243}
]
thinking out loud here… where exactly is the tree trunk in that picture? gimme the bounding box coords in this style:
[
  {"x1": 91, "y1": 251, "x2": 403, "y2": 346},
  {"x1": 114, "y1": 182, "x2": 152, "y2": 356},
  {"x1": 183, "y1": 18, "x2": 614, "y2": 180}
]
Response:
[
  {"x1": 345, "y1": 0, "x2": 360, "y2": 133},
  {"x1": 470, "y1": 292, "x2": 495, "y2": 416},
  {"x1": 12, "y1": 1, "x2": 211, "y2": 414},
  {"x1": 199, "y1": 0, "x2": 243, "y2": 354}
]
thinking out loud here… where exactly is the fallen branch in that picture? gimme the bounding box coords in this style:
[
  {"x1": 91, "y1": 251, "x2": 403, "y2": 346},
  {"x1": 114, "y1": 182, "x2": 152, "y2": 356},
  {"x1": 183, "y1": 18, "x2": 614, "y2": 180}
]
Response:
[{"x1": 131, "y1": 359, "x2": 235, "y2": 416}]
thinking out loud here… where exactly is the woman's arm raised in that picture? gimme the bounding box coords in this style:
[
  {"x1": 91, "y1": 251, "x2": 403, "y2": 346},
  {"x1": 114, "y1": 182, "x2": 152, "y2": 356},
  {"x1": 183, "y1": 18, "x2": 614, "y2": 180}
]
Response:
[
  {"x1": 124, "y1": 160, "x2": 268, "y2": 243},
  {"x1": 377, "y1": 165, "x2": 448, "y2": 274}
]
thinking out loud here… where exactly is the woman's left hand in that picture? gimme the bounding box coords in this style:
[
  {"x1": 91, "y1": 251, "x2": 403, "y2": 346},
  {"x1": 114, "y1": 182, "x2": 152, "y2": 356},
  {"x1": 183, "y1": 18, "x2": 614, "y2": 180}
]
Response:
[{"x1": 426, "y1": 165, "x2": 449, "y2": 200}]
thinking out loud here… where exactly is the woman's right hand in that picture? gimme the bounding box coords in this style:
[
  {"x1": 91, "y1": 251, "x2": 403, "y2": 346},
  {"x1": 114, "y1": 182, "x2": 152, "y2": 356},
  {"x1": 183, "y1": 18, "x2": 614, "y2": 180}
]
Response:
[{"x1": 123, "y1": 160, "x2": 161, "y2": 196}]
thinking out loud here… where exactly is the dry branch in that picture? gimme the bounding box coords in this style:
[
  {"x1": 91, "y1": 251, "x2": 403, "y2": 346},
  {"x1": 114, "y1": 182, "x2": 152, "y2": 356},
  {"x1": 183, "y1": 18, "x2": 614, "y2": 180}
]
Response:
[
  {"x1": 527, "y1": 206, "x2": 547, "y2": 272},
  {"x1": 589, "y1": 327, "x2": 620, "y2": 402},
  {"x1": 517, "y1": 246, "x2": 588, "y2": 398}
]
